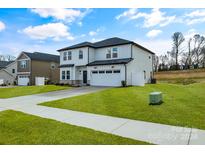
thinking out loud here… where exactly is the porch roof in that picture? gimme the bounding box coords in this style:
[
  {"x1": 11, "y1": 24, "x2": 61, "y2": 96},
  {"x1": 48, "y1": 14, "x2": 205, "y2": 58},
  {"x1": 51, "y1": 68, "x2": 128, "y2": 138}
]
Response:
[
  {"x1": 59, "y1": 64, "x2": 74, "y2": 68},
  {"x1": 86, "y1": 58, "x2": 133, "y2": 66}
]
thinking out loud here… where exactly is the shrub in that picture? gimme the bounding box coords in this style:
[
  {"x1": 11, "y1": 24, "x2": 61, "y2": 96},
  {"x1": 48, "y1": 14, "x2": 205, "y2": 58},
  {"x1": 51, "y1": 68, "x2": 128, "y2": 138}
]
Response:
[{"x1": 121, "y1": 80, "x2": 127, "y2": 87}]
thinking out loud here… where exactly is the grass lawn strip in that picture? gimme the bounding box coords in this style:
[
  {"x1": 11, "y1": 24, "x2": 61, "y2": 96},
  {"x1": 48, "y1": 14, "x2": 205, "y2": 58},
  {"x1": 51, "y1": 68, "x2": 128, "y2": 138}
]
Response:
[
  {"x1": 41, "y1": 83, "x2": 205, "y2": 130},
  {"x1": 0, "y1": 85, "x2": 71, "y2": 98},
  {"x1": 0, "y1": 110, "x2": 149, "y2": 145}
]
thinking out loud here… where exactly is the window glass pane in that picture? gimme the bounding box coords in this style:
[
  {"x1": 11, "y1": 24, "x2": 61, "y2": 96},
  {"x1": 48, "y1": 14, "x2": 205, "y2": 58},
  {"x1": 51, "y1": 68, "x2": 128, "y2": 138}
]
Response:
[
  {"x1": 62, "y1": 71, "x2": 65, "y2": 80},
  {"x1": 63, "y1": 52, "x2": 67, "y2": 60},
  {"x1": 112, "y1": 48, "x2": 118, "y2": 51},
  {"x1": 113, "y1": 70, "x2": 120, "y2": 73},
  {"x1": 92, "y1": 71, "x2": 98, "y2": 74},
  {"x1": 106, "y1": 70, "x2": 112, "y2": 73},
  {"x1": 68, "y1": 51, "x2": 72, "y2": 60},
  {"x1": 66, "y1": 71, "x2": 70, "y2": 80},
  {"x1": 79, "y1": 50, "x2": 83, "y2": 59},
  {"x1": 99, "y1": 70, "x2": 105, "y2": 74},
  {"x1": 106, "y1": 49, "x2": 111, "y2": 59}
]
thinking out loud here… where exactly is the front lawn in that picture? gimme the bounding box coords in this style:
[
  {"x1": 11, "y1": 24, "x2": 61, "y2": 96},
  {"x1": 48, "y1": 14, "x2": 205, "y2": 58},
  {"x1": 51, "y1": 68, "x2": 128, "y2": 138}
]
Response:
[
  {"x1": 0, "y1": 110, "x2": 148, "y2": 144},
  {"x1": 41, "y1": 83, "x2": 205, "y2": 130},
  {"x1": 0, "y1": 85, "x2": 71, "y2": 98}
]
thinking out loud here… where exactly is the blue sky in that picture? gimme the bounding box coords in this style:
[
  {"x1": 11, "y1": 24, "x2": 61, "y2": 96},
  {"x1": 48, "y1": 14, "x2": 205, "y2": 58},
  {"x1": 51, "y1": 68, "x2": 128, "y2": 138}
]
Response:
[{"x1": 0, "y1": 8, "x2": 205, "y2": 56}]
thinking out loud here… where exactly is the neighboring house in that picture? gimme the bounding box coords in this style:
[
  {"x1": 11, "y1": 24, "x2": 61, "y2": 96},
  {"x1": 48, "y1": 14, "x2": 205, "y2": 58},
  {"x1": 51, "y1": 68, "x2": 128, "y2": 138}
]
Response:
[
  {"x1": 16, "y1": 52, "x2": 60, "y2": 86},
  {"x1": 57, "y1": 37, "x2": 155, "y2": 87},
  {"x1": 0, "y1": 61, "x2": 17, "y2": 85}
]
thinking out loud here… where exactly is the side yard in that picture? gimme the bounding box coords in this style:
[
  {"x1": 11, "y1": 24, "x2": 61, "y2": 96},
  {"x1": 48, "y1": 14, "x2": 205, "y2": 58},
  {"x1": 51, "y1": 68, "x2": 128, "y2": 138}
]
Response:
[
  {"x1": 0, "y1": 110, "x2": 148, "y2": 145},
  {"x1": 0, "y1": 85, "x2": 71, "y2": 98},
  {"x1": 41, "y1": 83, "x2": 205, "y2": 130}
]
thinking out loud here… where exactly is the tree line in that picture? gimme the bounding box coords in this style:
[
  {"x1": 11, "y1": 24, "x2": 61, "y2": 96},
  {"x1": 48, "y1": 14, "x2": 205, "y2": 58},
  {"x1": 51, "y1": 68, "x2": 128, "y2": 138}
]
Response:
[
  {"x1": 154, "y1": 32, "x2": 205, "y2": 71},
  {"x1": 0, "y1": 55, "x2": 16, "y2": 61}
]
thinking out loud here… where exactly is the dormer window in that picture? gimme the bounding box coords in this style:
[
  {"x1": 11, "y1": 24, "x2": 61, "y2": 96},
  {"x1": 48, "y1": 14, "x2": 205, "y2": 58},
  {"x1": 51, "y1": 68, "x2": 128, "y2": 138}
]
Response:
[
  {"x1": 79, "y1": 50, "x2": 83, "y2": 59},
  {"x1": 68, "y1": 51, "x2": 72, "y2": 60},
  {"x1": 63, "y1": 52, "x2": 67, "y2": 61},
  {"x1": 20, "y1": 60, "x2": 27, "y2": 68},
  {"x1": 112, "y1": 48, "x2": 118, "y2": 58},
  {"x1": 106, "y1": 49, "x2": 111, "y2": 59}
]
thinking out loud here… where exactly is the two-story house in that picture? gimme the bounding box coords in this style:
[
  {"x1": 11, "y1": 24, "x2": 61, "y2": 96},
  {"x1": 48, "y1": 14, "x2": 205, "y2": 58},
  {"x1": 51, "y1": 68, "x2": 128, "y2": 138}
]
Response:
[
  {"x1": 0, "y1": 61, "x2": 17, "y2": 85},
  {"x1": 58, "y1": 37, "x2": 155, "y2": 87},
  {"x1": 16, "y1": 52, "x2": 60, "y2": 86}
]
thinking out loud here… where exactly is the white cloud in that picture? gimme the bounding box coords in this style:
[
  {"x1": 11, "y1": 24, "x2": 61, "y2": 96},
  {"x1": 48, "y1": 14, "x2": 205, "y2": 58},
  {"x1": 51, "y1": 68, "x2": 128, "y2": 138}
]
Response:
[
  {"x1": 88, "y1": 27, "x2": 105, "y2": 36},
  {"x1": 146, "y1": 29, "x2": 162, "y2": 38},
  {"x1": 116, "y1": 8, "x2": 176, "y2": 28},
  {"x1": 116, "y1": 8, "x2": 138, "y2": 20},
  {"x1": 184, "y1": 29, "x2": 197, "y2": 39},
  {"x1": 186, "y1": 10, "x2": 205, "y2": 18},
  {"x1": 0, "y1": 21, "x2": 6, "y2": 32},
  {"x1": 22, "y1": 22, "x2": 74, "y2": 41},
  {"x1": 185, "y1": 9, "x2": 205, "y2": 25},
  {"x1": 89, "y1": 31, "x2": 97, "y2": 36},
  {"x1": 30, "y1": 8, "x2": 91, "y2": 23}
]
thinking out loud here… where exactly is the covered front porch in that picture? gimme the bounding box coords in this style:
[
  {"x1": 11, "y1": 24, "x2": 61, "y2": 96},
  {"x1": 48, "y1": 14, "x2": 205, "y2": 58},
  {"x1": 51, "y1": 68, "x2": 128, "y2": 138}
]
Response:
[{"x1": 60, "y1": 65, "x2": 89, "y2": 86}]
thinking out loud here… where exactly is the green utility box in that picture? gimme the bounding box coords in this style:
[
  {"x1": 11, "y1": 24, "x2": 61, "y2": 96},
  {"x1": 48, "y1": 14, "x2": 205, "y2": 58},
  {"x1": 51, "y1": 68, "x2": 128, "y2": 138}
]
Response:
[{"x1": 149, "y1": 92, "x2": 162, "y2": 105}]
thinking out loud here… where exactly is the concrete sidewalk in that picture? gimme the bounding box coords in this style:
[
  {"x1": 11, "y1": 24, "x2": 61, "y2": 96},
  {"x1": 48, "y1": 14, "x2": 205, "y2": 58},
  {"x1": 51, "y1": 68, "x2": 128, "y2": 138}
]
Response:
[{"x1": 0, "y1": 86, "x2": 204, "y2": 145}]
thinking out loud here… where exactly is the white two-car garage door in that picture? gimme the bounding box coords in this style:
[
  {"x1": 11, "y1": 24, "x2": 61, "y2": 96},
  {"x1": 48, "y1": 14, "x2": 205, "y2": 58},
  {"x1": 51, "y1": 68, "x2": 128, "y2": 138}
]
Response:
[
  {"x1": 18, "y1": 75, "x2": 30, "y2": 86},
  {"x1": 90, "y1": 70, "x2": 122, "y2": 86}
]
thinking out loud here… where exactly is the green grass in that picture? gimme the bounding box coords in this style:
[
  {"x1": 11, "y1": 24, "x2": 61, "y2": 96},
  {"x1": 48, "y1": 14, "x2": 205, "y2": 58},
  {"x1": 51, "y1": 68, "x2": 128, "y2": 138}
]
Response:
[
  {"x1": 0, "y1": 110, "x2": 148, "y2": 145},
  {"x1": 41, "y1": 83, "x2": 205, "y2": 130},
  {"x1": 0, "y1": 85, "x2": 71, "y2": 98}
]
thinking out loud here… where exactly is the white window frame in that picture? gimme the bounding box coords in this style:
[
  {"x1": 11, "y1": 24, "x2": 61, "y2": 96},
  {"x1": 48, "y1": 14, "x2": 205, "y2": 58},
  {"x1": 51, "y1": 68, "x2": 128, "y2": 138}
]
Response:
[
  {"x1": 112, "y1": 48, "x2": 118, "y2": 58},
  {"x1": 62, "y1": 71, "x2": 65, "y2": 80},
  {"x1": 66, "y1": 70, "x2": 70, "y2": 80},
  {"x1": 79, "y1": 50, "x2": 83, "y2": 59},
  {"x1": 63, "y1": 52, "x2": 67, "y2": 61},
  {"x1": 20, "y1": 60, "x2": 27, "y2": 69},
  {"x1": 106, "y1": 49, "x2": 111, "y2": 59},
  {"x1": 68, "y1": 51, "x2": 72, "y2": 60}
]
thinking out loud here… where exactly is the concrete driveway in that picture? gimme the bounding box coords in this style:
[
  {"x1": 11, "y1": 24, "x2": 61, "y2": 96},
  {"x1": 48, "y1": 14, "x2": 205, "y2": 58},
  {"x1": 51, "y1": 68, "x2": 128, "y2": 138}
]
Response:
[{"x1": 0, "y1": 86, "x2": 109, "y2": 109}]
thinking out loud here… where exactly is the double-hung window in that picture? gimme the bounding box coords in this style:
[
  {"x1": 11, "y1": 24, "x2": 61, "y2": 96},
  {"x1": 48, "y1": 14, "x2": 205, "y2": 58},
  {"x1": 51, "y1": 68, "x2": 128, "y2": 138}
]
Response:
[
  {"x1": 68, "y1": 51, "x2": 72, "y2": 60},
  {"x1": 106, "y1": 49, "x2": 111, "y2": 59},
  {"x1": 63, "y1": 52, "x2": 67, "y2": 61},
  {"x1": 20, "y1": 60, "x2": 27, "y2": 68},
  {"x1": 66, "y1": 71, "x2": 70, "y2": 80},
  {"x1": 79, "y1": 50, "x2": 83, "y2": 59},
  {"x1": 62, "y1": 71, "x2": 65, "y2": 80},
  {"x1": 112, "y1": 48, "x2": 118, "y2": 58}
]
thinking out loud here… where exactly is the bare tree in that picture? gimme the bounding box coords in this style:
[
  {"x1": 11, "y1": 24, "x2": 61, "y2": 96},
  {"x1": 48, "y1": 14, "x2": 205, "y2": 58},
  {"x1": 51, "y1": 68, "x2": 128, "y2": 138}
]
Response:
[
  {"x1": 192, "y1": 34, "x2": 205, "y2": 68},
  {"x1": 172, "y1": 32, "x2": 185, "y2": 69},
  {"x1": 153, "y1": 55, "x2": 159, "y2": 72},
  {"x1": 0, "y1": 55, "x2": 16, "y2": 61}
]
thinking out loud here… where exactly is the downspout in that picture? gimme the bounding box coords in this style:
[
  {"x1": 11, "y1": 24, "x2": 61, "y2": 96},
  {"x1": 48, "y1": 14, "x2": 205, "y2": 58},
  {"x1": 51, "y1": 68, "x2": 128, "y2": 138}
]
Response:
[
  {"x1": 131, "y1": 44, "x2": 133, "y2": 58},
  {"x1": 124, "y1": 64, "x2": 127, "y2": 85},
  {"x1": 88, "y1": 47, "x2": 89, "y2": 64}
]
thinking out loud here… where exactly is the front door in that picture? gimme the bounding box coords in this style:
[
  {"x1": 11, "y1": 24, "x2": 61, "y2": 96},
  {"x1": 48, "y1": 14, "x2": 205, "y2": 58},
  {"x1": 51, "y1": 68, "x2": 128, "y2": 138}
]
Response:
[{"x1": 83, "y1": 71, "x2": 87, "y2": 84}]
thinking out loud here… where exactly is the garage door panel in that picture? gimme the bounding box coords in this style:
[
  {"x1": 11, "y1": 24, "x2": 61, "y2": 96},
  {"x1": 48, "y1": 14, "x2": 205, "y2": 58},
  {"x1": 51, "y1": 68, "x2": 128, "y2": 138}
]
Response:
[
  {"x1": 18, "y1": 76, "x2": 29, "y2": 86},
  {"x1": 90, "y1": 70, "x2": 121, "y2": 87}
]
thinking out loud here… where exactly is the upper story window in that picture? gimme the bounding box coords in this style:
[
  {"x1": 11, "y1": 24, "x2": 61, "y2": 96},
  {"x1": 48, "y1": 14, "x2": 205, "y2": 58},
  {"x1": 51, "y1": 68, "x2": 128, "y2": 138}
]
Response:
[
  {"x1": 12, "y1": 69, "x2": 15, "y2": 74},
  {"x1": 20, "y1": 60, "x2": 27, "y2": 69},
  {"x1": 63, "y1": 52, "x2": 67, "y2": 61},
  {"x1": 68, "y1": 51, "x2": 72, "y2": 60},
  {"x1": 79, "y1": 50, "x2": 83, "y2": 59},
  {"x1": 106, "y1": 49, "x2": 111, "y2": 59},
  {"x1": 112, "y1": 48, "x2": 118, "y2": 58}
]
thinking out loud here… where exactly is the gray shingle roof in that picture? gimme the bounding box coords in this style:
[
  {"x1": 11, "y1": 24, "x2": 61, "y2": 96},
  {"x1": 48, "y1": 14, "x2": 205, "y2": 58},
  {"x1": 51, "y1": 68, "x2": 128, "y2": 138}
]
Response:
[
  {"x1": 59, "y1": 64, "x2": 75, "y2": 68},
  {"x1": 0, "y1": 61, "x2": 14, "y2": 70},
  {"x1": 23, "y1": 52, "x2": 60, "y2": 63},
  {"x1": 57, "y1": 37, "x2": 154, "y2": 54},
  {"x1": 86, "y1": 58, "x2": 133, "y2": 66}
]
